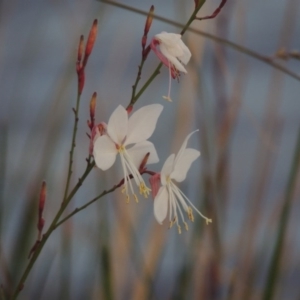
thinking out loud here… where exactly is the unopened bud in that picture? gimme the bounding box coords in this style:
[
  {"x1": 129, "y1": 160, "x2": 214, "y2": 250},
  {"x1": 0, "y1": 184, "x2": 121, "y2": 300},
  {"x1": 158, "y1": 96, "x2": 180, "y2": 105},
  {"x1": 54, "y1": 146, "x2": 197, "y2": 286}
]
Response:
[
  {"x1": 144, "y1": 6, "x2": 154, "y2": 36},
  {"x1": 77, "y1": 35, "x2": 84, "y2": 69},
  {"x1": 90, "y1": 92, "x2": 97, "y2": 120},
  {"x1": 39, "y1": 181, "x2": 46, "y2": 215},
  {"x1": 142, "y1": 6, "x2": 154, "y2": 50},
  {"x1": 139, "y1": 152, "x2": 150, "y2": 172},
  {"x1": 84, "y1": 19, "x2": 98, "y2": 65},
  {"x1": 78, "y1": 70, "x2": 85, "y2": 95}
]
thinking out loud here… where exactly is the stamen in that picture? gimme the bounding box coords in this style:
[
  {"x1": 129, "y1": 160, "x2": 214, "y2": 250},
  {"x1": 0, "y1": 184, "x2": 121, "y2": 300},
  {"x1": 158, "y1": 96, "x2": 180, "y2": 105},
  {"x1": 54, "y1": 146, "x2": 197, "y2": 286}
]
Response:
[
  {"x1": 188, "y1": 207, "x2": 194, "y2": 222},
  {"x1": 139, "y1": 182, "x2": 151, "y2": 198},
  {"x1": 134, "y1": 194, "x2": 139, "y2": 203},
  {"x1": 184, "y1": 222, "x2": 189, "y2": 231},
  {"x1": 162, "y1": 62, "x2": 173, "y2": 102},
  {"x1": 169, "y1": 217, "x2": 176, "y2": 228},
  {"x1": 206, "y1": 218, "x2": 212, "y2": 225},
  {"x1": 126, "y1": 194, "x2": 130, "y2": 203},
  {"x1": 177, "y1": 225, "x2": 182, "y2": 234}
]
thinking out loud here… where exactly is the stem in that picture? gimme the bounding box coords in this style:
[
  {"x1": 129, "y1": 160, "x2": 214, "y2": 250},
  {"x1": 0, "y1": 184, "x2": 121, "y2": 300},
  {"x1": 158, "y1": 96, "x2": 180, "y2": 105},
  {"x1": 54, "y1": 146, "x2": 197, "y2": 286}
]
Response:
[
  {"x1": 54, "y1": 184, "x2": 119, "y2": 229},
  {"x1": 11, "y1": 161, "x2": 95, "y2": 300},
  {"x1": 63, "y1": 93, "x2": 81, "y2": 202},
  {"x1": 263, "y1": 127, "x2": 300, "y2": 300},
  {"x1": 131, "y1": 63, "x2": 162, "y2": 105},
  {"x1": 54, "y1": 168, "x2": 156, "y2": 229},
  {"x1": 130, "y1": 59, "x2": 146, "y2": 105}
]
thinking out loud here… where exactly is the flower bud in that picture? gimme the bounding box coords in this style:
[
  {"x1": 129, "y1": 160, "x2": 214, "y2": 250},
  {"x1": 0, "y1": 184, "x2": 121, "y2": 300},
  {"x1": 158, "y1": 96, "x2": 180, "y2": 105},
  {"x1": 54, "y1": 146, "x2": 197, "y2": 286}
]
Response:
[
  {"x1": 144, "y1": 5, "x2": 154, "y2": 37},
  {"x1": 142, "y1": 6, "x2": 154, "y2": 51},
  {"x1": 38, "y1": 181, "x2": 46, "y2": 216},
  {"x1": 139, "y1": 152, "x2": 150, "y2": 172},
  {"x1": 77, "y1": 35, "x2": 84, "y2": 70},
  {"x1": 78, "y1": 70, "x2": 85, "y2": 95},
  {"x1": 83, "y1": 19, "x2": 98, "y2": 66},
  {"x1": 90, "y1": 92, "x2": 97, "y2": 120}
]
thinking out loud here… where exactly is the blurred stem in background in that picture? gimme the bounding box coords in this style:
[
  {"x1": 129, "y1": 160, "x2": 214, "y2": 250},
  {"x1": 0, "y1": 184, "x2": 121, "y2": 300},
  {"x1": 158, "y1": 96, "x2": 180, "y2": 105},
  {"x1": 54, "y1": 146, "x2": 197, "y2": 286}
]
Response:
[{"x1": 263, "y1": 126, "x2": 300, "y2": 299}]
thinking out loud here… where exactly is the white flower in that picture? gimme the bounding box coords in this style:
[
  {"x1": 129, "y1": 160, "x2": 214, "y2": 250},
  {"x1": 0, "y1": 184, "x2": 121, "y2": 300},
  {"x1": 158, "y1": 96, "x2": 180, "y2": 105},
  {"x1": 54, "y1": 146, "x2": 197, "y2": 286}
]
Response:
[
  {"x1": 93, "y1": 104, "x2": 163, "y2": 202},
  {"x1": 153, "y1": 131, "x2": 212, "y2": 233},
  {"x1": 151, "y1": 32, "x2": 191, "y2": 101}
]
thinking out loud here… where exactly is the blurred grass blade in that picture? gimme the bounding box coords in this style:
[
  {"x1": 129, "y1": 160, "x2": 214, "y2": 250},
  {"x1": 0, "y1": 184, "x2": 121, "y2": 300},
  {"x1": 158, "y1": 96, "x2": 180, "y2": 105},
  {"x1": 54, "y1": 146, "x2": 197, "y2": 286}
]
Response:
[{"x1": 263, "y1": 126, "x2": 300, "y2": 300}]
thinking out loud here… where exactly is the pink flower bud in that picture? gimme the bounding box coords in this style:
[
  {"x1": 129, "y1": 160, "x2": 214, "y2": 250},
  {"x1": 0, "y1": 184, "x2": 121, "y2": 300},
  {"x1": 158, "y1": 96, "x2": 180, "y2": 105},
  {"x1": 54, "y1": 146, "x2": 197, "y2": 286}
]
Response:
[
  {"x1": 90, "y1": 92, "x2": 97, "y2": 120},
  {"x1": 77, "y1": 35, "x2": 84, "y2": 69},
  {"x1": 144, "y1": 5, "x2": 154, "y2": 36},
  {"x1": 38, "y1": 181, "x2": 46, "y2": 215},
  {"x1": 83, "y1": 19, "x2": 98, "y2": 67}
]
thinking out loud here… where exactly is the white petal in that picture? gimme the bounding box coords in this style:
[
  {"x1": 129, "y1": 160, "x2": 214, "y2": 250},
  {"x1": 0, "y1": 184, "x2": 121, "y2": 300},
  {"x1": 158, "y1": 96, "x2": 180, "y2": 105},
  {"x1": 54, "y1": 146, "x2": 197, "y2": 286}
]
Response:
[
  {"x1": 156, "y1": 32, "x2": 182, "y2": 56},
  {"x1": 126, "y1": 141, "x2": 159, "y2": 168},
  {"x1": 155, "y1": 32, "x2": 191, "y2": 70},
  {"x1": 177, "y1": 40, "x2": 191, "y2": 65},
  {"x1": 93, "y1": 135, "x2": 117, "y2": 170},
  {"x1": 154, "y1": 186, "x2": 169, "y2": 224},
  {"x1": 171, "y1": 148, "x2": 200, "y2": 182},
  {"x1": 174, "y1": 130, "x2": 199, "y2": 166},
  {"x1": 160, "y1": 153, "x2": 175, "y2": 185},
  {"x1": 107, "y1": 105, "x2": 128, "y2": 144},
  {"x1": 125, "y1": 104, "x2": 163, "y2": 145},
  {"x1": 160, "y1": 43, "x2": 187, "y2": 73}
]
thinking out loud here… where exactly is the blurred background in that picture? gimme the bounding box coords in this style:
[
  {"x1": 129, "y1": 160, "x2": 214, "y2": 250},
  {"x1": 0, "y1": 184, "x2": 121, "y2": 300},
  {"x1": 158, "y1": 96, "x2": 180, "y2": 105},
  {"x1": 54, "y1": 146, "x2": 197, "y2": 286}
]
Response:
[{"x1": 0, "y1": 0, "x2": 300, "y2": 299}]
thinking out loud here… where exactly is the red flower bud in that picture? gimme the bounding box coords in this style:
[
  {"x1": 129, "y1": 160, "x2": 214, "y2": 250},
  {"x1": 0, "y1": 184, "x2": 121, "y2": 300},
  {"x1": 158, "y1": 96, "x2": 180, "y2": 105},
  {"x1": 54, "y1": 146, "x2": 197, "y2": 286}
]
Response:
[
  {"x1": 77, "y1": 35, "x2": 84, "y2": 69},
  {"x1": 38, "y1": 181, "x2": 46, "y2": 215},
  {"x1": 78, "y1": 70, "x2": 85, "y2": 95},
  {"x1": 90, "y1": 92, "x2": 97, "y2": 120},
  {"x1": 142, "y1": 6, "x2": 154, "y2": 51},
  {"x1": 83, "y1": 19, "x2": 98, "y2": 67},
  {"x1": 144, "y1": 5, "x2": 154, "y2": 36}
]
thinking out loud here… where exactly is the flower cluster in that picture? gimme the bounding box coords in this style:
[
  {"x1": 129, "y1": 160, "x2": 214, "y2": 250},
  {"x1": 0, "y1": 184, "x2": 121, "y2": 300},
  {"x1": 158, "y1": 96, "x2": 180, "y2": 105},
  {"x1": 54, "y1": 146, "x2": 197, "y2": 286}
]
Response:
[{"x1": 90, "y1": 30, "x2": 211, "y2": 232}]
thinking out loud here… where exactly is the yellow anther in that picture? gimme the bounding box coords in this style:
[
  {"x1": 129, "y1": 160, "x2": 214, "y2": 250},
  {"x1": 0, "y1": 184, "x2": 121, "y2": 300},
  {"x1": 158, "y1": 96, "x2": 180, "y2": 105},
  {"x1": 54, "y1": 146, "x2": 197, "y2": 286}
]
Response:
[
  {"x1": 118, "y1": 145, "x2": 125, "y2": 153},
  {"x1": 206, "y1": 218, "x2": 212, "y2": 225},
  {"x1": 169, "y1": 217, "x2": 176, "y2": 228},
  {"x1": 177, "y1": 225, "x2": 182, "y2": 234},
  {"x1": 121, "y1": 186, "x2": 126, "y2": 194},
  {"x1": 139, "y1": 182, "x2": 151, "y2": 198},
  {"x1": 126, "y1": 195, "x2": 130, "y2": 204},
  {"x1": 188, "y1": 207, "x2": 194, "y2": 222},
  {"x1": 134, "y1": 194, "x2": 139, "y2": 203},
  {"x1": 184, "y1": 222, "x2": 189, "y2": 231}
]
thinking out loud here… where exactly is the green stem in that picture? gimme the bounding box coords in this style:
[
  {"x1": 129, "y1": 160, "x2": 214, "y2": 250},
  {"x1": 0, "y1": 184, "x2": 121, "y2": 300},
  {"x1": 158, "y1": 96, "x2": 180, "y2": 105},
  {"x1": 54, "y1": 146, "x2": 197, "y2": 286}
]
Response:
[
  {"x1": 129, "y1": 59, "x2": 146, "y2": 106},
  {"x1": 11, "y1": 161, "x2": 95, "y2": 300},
  {"x1": 63, "y1": 93, "x2": 81, "y2": 202},
  {"x1": 263, "y1": 127, "x2": 300, "y2": 300},
  {"x1": 54, "y1": 183, "x2": 120, "y2": 229}
]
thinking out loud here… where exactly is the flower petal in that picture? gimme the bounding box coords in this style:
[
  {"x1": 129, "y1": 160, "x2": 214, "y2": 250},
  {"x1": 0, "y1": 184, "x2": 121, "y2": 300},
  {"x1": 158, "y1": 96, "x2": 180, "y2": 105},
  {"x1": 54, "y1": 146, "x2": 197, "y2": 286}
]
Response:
[
  {"x1": 160, "y1": 43, "x2": 187, "y2": 73},
  {"x1": 171, "y1": 148, "x2": 200, "y2": 182},
  {"x1": 151, "y1": 38, "x2": 170, "y2": 68},
  {"x1": 154, "y1": 186, "x2": 169, "y2": 224},
  {"x1": 161, "y1": 153, "x2": 175, "y2": 185},
  {"x1": 107, "y1": 105, "x2": 128, "y2": 144},
  {"x1": 93, "y1": 135, "x2": 117, "y2": 170},
  {"x1": 125, "y1": 104, "x2": 163, "y2": 145},
  {"x1": 126, "y1": 141, "x2": 159, "y2": 168},
  {"x1": 174, "y1": 130, "x2": 199, "y2": 166}
]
